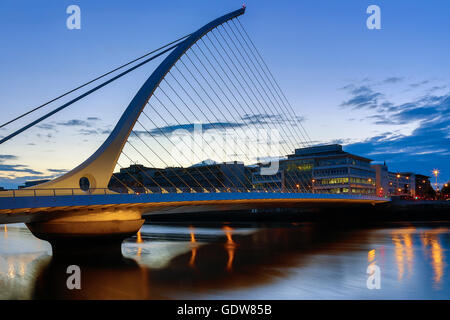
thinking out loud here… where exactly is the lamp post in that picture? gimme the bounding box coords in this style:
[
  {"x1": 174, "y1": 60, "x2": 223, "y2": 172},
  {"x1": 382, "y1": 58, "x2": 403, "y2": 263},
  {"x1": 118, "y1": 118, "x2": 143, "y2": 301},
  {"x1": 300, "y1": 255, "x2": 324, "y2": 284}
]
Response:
[{"x1": 433, "y1": 169, "x2": 439, "y2": 191}]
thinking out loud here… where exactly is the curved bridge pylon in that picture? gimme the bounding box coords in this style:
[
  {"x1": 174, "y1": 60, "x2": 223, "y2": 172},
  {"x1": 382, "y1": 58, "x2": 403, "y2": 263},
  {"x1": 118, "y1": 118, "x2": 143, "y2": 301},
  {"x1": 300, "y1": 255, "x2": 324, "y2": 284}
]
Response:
[{"x1": 32, "y1": 8, "x2": 246, "y2": 193}]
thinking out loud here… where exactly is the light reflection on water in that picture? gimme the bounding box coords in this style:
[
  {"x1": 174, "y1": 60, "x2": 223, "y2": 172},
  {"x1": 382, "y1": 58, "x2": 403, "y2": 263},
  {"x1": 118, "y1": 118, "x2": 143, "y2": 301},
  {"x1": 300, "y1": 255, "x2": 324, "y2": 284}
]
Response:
[{"x1": 0, "y1": 222, "x2": 448, "y2": 299}]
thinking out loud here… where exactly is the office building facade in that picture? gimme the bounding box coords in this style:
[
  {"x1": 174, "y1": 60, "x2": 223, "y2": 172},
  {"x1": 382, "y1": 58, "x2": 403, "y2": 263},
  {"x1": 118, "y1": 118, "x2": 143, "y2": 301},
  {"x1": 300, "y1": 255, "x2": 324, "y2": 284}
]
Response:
[{"x1": 253, "y1": 144, "x2": 377, "y2": 195}]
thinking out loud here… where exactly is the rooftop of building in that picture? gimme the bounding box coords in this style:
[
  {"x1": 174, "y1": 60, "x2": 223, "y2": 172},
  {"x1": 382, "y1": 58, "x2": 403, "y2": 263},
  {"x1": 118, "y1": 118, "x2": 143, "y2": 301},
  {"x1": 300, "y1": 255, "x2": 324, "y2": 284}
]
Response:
[
  {"x1": 18, "y1": 179, "x2": 51, "y2": 189},
  {"x1": 287, "y1": 144, "x2": 373, "y2": 162}
]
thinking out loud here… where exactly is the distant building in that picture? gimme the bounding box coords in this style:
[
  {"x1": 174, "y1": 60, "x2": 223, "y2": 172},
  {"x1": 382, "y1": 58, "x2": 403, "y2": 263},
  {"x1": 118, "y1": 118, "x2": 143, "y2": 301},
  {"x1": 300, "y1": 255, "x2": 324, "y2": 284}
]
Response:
[
  {"x1": 253, "y1": 144, "x2": 376, "y2": 195},
  {"x1": 415, "y1": 174, "x2": 433, "y2": 199},
  {"x1": 109, "y1": 161, "x2": 250, "y2": 193},
  {"x1": 0, "y1": 187, "x2": 5, "y2": 191},
  {"x1": 18, "y1": 179, "x2": 51, "y2": 189},
  {"x1": 441, "y1": 181, "x2": 450, "y2": 200},
  {"x1": 371, "y1": 162, "x2": 389, "y2": 197},
  {"x1": 252, "y1": 170, "x2": 284, "y2": 190},
  {"x1": 107, "y1": 144, "x2": 430, "y2": 199},
  {"x1": 372, "y1": 163, "x2": 433, "y2": 198},
  {"x1": 387, "y1": 172, "x2": 415, "y2": 197}
]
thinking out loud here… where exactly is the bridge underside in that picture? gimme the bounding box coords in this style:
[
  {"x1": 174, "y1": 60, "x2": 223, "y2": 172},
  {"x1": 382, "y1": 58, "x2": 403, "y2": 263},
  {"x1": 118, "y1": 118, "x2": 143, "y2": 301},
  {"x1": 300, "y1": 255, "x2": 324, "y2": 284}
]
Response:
[{"x1": 0, "y1": 193, "x2": 388, "y2": 224}]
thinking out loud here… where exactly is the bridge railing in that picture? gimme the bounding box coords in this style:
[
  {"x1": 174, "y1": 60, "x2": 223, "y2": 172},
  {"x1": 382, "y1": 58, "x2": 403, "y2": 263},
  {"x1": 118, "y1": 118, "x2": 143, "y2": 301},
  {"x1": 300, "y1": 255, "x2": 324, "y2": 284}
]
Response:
[{"x1": 0, "y1": 186, "x2": 298, "y2": 198}]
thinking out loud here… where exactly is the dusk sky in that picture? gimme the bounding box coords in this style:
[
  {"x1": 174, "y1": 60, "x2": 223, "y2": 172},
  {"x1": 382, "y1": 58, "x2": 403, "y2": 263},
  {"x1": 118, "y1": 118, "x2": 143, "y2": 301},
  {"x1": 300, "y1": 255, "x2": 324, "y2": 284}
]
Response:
[{"x1": 1, "y1": 0, "x2": 449, "y2": 188}]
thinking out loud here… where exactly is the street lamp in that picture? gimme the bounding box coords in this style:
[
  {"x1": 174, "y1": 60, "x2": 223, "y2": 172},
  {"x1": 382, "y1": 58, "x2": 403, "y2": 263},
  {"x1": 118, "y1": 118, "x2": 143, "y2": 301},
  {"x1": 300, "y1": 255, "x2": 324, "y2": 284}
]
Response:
[{"x1": 433, "y1": 169, "x2": 439, "y2": 190}]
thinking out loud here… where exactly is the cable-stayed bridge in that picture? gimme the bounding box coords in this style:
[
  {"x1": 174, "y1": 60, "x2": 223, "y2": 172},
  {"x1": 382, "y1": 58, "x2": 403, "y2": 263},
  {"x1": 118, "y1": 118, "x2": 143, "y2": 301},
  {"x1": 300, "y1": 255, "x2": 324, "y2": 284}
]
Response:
[{"x1": 0, "y1": 7, "x2": 387, "y2": 247}]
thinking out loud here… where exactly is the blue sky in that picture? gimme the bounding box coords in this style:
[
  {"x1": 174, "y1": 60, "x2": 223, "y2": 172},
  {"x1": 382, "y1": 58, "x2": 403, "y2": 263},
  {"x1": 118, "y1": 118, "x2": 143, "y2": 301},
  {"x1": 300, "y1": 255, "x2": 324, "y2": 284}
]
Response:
[{"x1": 0, "y1": 0, "x2": 449, "y2": 188}]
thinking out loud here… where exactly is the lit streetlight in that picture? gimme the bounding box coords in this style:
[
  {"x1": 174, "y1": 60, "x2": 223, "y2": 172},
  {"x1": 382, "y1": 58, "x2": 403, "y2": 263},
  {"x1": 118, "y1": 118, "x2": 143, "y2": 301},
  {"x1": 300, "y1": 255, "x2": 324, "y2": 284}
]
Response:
[{"x1": 433, "y1": 169, "x2": 439, "y2": 190}]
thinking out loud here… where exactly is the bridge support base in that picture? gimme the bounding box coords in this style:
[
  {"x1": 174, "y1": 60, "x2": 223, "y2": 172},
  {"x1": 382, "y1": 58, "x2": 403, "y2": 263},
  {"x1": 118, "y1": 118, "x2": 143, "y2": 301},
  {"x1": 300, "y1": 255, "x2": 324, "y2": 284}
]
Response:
[{"x1": 25, "y1": 209, "x2": 144, "y2": 259}]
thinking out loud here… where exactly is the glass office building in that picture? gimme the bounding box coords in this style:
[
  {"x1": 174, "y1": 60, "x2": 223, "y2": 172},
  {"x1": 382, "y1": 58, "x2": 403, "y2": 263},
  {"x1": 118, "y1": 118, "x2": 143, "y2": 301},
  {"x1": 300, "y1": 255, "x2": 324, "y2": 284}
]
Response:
[{"x1": 253, "y1": 144, "x2": 377, "y2": 194}]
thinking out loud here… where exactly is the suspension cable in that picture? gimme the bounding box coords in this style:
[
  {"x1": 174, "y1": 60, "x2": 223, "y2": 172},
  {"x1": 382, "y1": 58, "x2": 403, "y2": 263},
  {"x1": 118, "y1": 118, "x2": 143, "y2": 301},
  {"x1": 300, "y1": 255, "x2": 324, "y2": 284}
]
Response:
[
  {"x1": 178, "y1": 56, "x2": 278, "y2": 192},
  {"x1": 209, "y1": 28, "x2": 308, "y2": 191},
  {"x1": 189, "y1": 43, "x2": 291, "y2": 191},
  {"x1": 0, "y1": 34, "x2": 190, "y2": 130},
  {"x1": 0, "y1": 39, "x2": 187, "y2": 145},
  {"x1": 141, "y1": 101, "x2": 223, "y2": 191},
  {"x1": 159, "y1": 79, "x2": 252, "y2": 191},
  {"x1": 218, "y1": 23, "x2": 311, "y2": 191},
  {"x1": 236, "y1": 18, "x2": 313, "y2": 146},
  {"x1": 148, "y1": 94, "x2": 242, "y2": 191},
  {"x1": 196, "y1": 36, "x2": 304, "y2": 192}
]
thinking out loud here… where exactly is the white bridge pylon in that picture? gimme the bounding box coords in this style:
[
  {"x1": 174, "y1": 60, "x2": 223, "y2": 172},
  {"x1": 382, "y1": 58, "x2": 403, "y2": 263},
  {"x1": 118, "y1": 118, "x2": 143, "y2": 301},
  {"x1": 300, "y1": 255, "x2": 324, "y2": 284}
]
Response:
[{"x1": 28, "y1": 8, "x2": 247, "y2": 193}]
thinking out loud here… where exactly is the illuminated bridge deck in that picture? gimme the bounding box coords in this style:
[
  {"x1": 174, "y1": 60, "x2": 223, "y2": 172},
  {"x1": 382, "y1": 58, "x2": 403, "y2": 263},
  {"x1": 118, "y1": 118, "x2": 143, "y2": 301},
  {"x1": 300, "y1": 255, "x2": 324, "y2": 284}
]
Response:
[{"x1": 0, "y1": 192, "x2": 389, "y2": 224}]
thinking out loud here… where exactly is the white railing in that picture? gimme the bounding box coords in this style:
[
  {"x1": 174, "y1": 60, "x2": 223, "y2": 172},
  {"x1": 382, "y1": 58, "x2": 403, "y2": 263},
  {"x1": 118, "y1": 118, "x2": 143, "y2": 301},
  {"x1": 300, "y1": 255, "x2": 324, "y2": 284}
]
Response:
[{"x1": 0, "y1": 187, "x2": 300, "y2": 198}]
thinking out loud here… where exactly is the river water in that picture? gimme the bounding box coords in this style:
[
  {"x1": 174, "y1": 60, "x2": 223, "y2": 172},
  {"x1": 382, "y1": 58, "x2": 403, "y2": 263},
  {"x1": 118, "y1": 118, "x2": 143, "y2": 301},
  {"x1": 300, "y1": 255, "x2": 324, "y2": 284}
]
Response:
[{"x1": 0, "y1": 221, "x2": 448, "y2": 299}]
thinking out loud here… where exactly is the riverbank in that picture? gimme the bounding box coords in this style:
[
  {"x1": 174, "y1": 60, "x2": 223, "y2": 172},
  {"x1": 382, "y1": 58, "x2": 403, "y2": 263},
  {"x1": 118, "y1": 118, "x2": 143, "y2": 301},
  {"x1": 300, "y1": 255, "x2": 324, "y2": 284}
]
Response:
[{"x1": 145, "y1": 200, "x2": 450, "y2": 225}]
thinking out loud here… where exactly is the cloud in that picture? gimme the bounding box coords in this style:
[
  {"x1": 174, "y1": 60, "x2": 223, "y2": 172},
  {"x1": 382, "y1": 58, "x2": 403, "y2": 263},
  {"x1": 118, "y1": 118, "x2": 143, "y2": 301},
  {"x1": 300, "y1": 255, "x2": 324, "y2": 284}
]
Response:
[
  {"x1": 340, "y1": 85, "x2": 383, "y2": 109},
  {"x1": 339, "y1": 78, "x2": 450, "y2": 179},
  {"x1": 383, "y1": 77, "x2": 404, "y2": 84},
  {"x1": 0, "y1": 164, "x2": 43, "y2": 175},
  {"x1": 393, "y1": 106, "x2": 441, "y2": 123},
  {"x1": 344, "y1": 97, "x2": 450, "y2": 176},
  {"x1": 35, "y1": 117, "x2": 101, "y2": 133},
  {"x1": 241, "y1": 113, "x2": 282, "y2": 125},
  {"x1": 133, "y1": 121, "x2": 247, "y2": 137},
  {"x1": 0, "y1": 154, "x2": 18, "y2": 163},
  {"x1": 341, "y1": 78, "x2": 450, "y2": 125},
  {"x1": 0, "y1": 164, "x2": 67, "y2": 188},
  {"x1": 410, "y1": 80, "x2": 430, "y2": 88},
  {"x1": 47, "y1": 168, "x2": 68, "y2": 173},
  {"x1": 36, "y1": 123, "x2": 56, "y2": 130},
  {"x1": 36, "y1": 133, "x2": 54, "y2": 140},
  {"x1": 241, "y1": 113, "x2": 305, "y2": 126},
  {"x1": 57, "y1": 119, "x2": 91, "y2": 127},
  {"x1": 0, "y1": 174, "x2": 57, "y2": 189},
  {"x1": 78, "y1": 129, "x2": 99, "y2": 135},
  {"x1": 134, "y1": 113, "x2": 307, "y2": 139},
  {"x1": 428, "y1": 85, "x2": 447, "y2": 93}
]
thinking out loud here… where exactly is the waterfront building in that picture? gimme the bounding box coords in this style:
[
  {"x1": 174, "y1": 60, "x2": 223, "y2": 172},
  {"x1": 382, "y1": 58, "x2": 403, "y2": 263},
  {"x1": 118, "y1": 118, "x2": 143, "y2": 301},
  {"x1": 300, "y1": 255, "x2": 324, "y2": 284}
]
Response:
[
  {"x1": 109, "y1": 161, "x2": 250, "y2": 192},
  {"x1": 372, "y1": 164, "x2": 433, "y2": 198},
  {"x1": 415, "y1": 174, "x2": 434, "y2": 199},
  {"x1": 253, "y1": 144, "x2": 376, "y2": 195},
  {"x1": 387, "y1": 172, "x2": 416, "y2": 197},
  {"x1": 371, "y1": 162, "x2": 389, "y2": 197},
  {"x1": 252, "y1": 170, "x2": 284, "y2": 191},
  {"x1": 441, "y1": 182, "x2": 450, "y2": 200}
]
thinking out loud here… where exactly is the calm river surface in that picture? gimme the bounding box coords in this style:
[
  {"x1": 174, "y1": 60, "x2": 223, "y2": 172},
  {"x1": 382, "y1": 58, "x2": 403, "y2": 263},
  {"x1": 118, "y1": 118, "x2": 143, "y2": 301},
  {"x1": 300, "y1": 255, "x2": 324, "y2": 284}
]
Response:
[{"x1": 0, "y1": 221, "x2": 449, "y2": 299}]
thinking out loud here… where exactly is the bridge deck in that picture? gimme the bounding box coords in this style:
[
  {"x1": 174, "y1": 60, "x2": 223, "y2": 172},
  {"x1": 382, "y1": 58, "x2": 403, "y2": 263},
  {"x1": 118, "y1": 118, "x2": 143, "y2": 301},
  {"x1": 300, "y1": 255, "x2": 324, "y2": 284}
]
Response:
[{"x1": 0, "y1": 192, "x2": 389, "y2": 224}]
